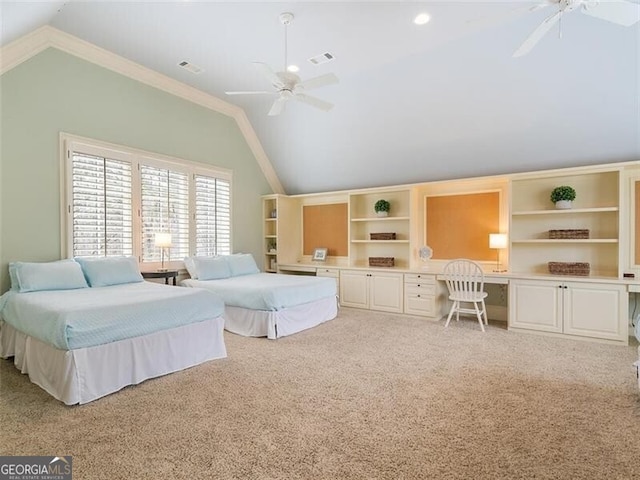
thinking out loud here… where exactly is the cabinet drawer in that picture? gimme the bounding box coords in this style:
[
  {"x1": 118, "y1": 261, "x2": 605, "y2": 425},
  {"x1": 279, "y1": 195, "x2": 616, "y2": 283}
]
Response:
[
  {"x1": 404, "y1": 294, "x2": 436, "y2": 316},
  {"x1": 404, "y1": 273, "x2": 435, "y2": 285},
  {"x1": 405, "y1": 284, "x2": 435, "y2": 296},
  {"x1": 317, "y1": 268, "x2": 339, "y2": 278}
]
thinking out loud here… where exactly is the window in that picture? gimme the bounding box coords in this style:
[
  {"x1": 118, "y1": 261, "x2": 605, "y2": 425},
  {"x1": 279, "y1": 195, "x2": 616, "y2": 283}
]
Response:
[
  {"x1": 195, "y1": 174, "x2": 231, "y2": 256},
  {"x1": 71, "y1": 153, "x2": 133, "y2": 257},
  {"x1": 62, "y1": 135, "x2": 232, "y2": 266}
]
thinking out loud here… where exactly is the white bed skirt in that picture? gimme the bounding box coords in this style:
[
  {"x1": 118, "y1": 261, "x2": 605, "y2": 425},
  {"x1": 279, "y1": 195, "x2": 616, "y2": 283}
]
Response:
[
  {"x1": 635, "y1": 346, "x2": 640, "y2": 393},
  {"x1": 223, "y1": 296, "x2": 338, "y2": 339},
  {"x1": 0, "y1": 317, "x2": 226, "y2": 405}
]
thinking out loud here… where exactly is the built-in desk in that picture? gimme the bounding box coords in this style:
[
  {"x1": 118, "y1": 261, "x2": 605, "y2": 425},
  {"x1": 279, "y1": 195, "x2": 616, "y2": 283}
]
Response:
[{"x1": 278, "y1": 262, "x2": 634, "y2": 345}]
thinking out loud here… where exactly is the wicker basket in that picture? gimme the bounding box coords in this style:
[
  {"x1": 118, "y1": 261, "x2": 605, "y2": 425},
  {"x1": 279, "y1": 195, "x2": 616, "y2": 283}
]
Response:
[
  {"x1": 370, "y1": 232, "x2": 396, "y2": 240},
  {"x1": 549, "y1": 229, "x2": 589, "y2": 239},
  {"x1": 548, "y1": 262, "x2": 590, "y2": 276},
  {"x1": 369, "y1": 257, "x2": 395, "y2": 267}
]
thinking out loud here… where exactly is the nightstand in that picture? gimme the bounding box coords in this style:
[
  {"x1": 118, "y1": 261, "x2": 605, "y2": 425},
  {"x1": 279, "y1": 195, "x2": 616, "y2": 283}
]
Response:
[{"x1": 141, "y1": 270, "x2": 179, "y2": 285}]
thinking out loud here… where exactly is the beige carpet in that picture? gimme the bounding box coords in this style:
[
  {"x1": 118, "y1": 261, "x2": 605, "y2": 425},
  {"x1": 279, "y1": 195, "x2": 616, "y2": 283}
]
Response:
[{"x1": 1, "y1": 308, "x2": 639, "y2": 480}]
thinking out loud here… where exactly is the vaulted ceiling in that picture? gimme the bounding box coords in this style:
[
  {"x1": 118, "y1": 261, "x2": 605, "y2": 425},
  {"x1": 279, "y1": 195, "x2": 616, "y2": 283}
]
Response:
[{"x1": 2, "y1": 1, "x2": 638, "y2": 194}]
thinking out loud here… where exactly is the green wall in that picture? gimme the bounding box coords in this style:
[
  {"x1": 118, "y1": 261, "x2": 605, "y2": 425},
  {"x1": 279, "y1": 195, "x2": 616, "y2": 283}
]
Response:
[{"x1": 0, "y1": 48, "x2": 274, "y2": 292}]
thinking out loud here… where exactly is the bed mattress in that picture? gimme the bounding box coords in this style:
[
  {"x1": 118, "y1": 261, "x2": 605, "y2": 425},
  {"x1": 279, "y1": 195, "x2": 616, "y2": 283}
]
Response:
[
  {"x1": 0, "y1": 282, "x2": 225, "y2": 350},
  {"x1": 182, "y1": 273, "x2": 337, "y2": 310}
]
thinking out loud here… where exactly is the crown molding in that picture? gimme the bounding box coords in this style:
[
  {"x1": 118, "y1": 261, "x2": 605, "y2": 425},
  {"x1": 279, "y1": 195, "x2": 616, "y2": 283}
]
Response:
[{"x1": 1, "y1": 25, "x2": 284, "y2": 194}]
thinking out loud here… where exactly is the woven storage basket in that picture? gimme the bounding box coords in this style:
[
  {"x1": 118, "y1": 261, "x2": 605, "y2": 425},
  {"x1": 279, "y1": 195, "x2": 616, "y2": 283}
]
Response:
[
  {"x1": 549, "y1": 229, "x2": 589, "y2": 239},
  {"x1": 369, "y1": 257, "x2": 395, "y2": 267},
  {"x1": 548, "y1": 262, "x2": 590, "y2": 276},
  {"x1": 370, "y1": 232, "x2": 396, "y2": 240}
]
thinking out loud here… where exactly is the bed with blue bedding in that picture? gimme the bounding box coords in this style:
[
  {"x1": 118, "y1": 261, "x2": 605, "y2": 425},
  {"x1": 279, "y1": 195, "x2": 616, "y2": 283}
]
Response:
[
  {"x1": 0, "y1": 258, "x2": 227, "y2": 404},
  {"x1": 182, "y1": 255, "x2": 338, "y2": 339}
]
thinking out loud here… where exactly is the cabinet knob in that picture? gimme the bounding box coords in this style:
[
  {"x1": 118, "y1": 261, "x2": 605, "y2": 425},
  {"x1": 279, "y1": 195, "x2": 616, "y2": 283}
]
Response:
[
  {"x1": 417, "y1": 294, "x2": 421, "y2": 298},
  {"x1": 417, "y1": 284, "x2": 420, "y2": 287}
]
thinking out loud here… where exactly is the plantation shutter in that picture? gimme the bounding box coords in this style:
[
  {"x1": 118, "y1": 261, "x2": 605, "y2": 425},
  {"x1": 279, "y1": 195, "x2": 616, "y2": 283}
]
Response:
[
  {"x1": 195, "y1": 175, "x2": 231, "y2": 256},
  {"x1": 140, "y1": 165, "x2": 190, "y2": 262},
  {"x1": 71, "y1": 153, "x2": 133, "y2": 257}
]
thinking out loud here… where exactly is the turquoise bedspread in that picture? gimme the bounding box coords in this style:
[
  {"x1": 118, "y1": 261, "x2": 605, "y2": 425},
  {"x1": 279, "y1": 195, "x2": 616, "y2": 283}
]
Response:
[
  {"x1": 183, "y1": 273, "x2": 336, "y2": 310},
  {"x1": 0, "y1": 282, "x2": 224, "y2": 350}
]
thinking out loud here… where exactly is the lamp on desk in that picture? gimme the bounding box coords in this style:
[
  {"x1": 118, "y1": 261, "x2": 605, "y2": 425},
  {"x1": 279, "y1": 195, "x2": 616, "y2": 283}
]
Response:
[
  {"x1": 154, "y1": 232, "x2": 172, "y2": 272},
  {"x1": 489, "y1": 233, "x2": 508, "y2": 273}
]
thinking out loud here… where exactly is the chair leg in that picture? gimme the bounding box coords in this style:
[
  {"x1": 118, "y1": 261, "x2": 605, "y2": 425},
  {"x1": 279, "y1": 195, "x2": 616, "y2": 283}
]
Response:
[
  {"x1": 481, "y1": 299, "x2": 488, "y2": 325},
  {"x1": 445, "y1": 301, "x2": 457, "y2": 328},
  {"x1": 473, "y1": 301, "x2": 485, "y2": 332}
]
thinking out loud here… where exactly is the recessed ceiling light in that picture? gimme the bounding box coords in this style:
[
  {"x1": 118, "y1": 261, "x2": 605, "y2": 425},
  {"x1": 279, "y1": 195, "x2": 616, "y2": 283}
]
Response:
[
  {"x1": 287, "y1": 65, "x2": 300, "y2": 73},
  {"x1": 414, "y1": 13, "x2": 431, "y2": 25}
]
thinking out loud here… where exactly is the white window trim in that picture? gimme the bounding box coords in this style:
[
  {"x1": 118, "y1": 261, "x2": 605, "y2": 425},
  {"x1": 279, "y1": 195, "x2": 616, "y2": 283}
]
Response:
[{"x1": 60, "y1": 132, "x2": 233, "y2": 268}]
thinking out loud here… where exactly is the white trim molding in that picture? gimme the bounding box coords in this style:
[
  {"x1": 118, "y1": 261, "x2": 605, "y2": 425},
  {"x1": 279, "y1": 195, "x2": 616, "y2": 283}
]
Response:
[{"x1": 1, "y1": 25, "x2": 284, "y2": 194}]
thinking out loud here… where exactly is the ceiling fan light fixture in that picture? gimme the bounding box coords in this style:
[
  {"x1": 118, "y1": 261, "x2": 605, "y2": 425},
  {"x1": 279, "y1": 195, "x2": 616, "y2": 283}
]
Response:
[
  {"x1": 287, "y1": 64, "x2": 300, "y2": 73},
  {"x1": 414, "y1": 12, "x2": 431, "y2": 25}
]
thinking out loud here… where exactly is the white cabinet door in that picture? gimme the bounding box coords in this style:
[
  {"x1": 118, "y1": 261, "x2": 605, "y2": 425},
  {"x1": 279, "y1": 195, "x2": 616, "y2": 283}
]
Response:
[
  {"x1": 340, "y1": 270, "x2": 368, "y2": 308},
  {"x1": 509, "y1": 279, "x2": 562, "y2": 333},
  {"x1": 339, "y1": 270, "x2": 403, "y2": 312},
  {"x1": 510, "y1": 279, "x2": 628, "y2": 343},
  {"x1": 369, "y1": 272, "x2": 403, "y2": 313},
  {"x1": 563, "y1": 282, "x2": 626, "y2": 341}
]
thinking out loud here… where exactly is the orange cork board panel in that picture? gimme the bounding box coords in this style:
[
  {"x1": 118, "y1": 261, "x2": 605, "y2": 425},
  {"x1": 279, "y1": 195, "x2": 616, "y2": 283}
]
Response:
[
  {"x1": 426, "y1": 192, "x2": 500, "y2": 261},
  {"x1": 303, "y1": 203, "x2": 348, "y2": 257}
]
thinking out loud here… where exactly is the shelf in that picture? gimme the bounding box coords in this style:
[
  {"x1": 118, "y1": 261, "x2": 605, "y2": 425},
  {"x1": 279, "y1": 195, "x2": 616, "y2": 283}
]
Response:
[
  {"x1": 512, "y1": 239, "x2": 618, "y2": 244},
  {"x1": 265, "y1": 251, "x2": 277, "y2": 255},
  {"x1": 351, "y1": 216, "x2": 410, "y2": 222},
  {"x1": 265, "y1": 218, "x2": 277, "y2": 221},
  {"x1": 265, "y1": 235, "x2": 277, "y2": 239},
  {"x1": 512, "y1": 207, "x2": 618, "y2": 216},
  {"x1": 351, "y1": 240, "x2": 410, "y2": 244}
]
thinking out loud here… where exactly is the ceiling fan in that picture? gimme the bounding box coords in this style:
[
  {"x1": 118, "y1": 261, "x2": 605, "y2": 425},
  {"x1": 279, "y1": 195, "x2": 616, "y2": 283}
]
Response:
[
  {"x1": 513, "y1": 0, "x2": 640, "y2": 57},
  {"x1": 225, "y1": 12, "x2": 339, "y2": 116}
]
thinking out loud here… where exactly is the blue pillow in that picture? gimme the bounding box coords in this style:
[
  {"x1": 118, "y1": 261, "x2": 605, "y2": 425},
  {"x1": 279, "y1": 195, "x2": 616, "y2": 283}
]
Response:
[
  {"x1": 12, "y1": 259, "x2": 88, "y2": 293},
  {"x1": 225, "y1": 254, "x2": 260, "y2": 277},
  {"x1": 195, "y1": 256, "x2": 231, "y2": 281},
  {"x1": 75, "y1": 256, "x2": 143, "y2": 287}
]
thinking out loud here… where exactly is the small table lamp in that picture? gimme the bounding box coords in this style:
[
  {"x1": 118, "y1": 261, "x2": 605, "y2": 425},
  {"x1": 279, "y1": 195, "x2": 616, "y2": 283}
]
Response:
[
  {"x1": 154, "y1": 232, "x2": 172, "y2": 272},
  {"x1": 489, "y1": 233, "x2": 508, "y2": 272}
]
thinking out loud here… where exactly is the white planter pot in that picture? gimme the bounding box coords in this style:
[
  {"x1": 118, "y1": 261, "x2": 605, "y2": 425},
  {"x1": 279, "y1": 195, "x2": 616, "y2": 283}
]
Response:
[
  {"x1": 376, "y1": 211, "x2": 388, "y2": 217},
  {"x1": 555, "y1": 200, "x2": 573, "y2": 210}
]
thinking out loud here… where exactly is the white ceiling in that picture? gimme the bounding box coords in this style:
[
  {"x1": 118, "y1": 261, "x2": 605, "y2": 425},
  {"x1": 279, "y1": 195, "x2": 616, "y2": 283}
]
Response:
[{"x1": 2, "y1": 1, "x2": 639, "y2": 194}]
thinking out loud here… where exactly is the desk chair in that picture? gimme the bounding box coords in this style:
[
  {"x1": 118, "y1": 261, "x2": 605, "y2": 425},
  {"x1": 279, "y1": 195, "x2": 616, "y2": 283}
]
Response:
[{"x1": 443, "y1": 259, "x2": 488, "y2": 332}]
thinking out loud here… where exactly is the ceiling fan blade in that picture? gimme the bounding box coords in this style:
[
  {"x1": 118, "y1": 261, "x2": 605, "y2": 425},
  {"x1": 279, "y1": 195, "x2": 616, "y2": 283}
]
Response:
[
  {"x1": 253, "y1": 62, "x2": 285, "y2": 89},
  {"x1": 513, "y1": 10, "x2": 562, "y2": 57},
  {"x1": 268, "y1": 97, "x2": 288, "y2": 116},
  {"x1": 225, "y1": 91, "x2": 274, "y2": 95},
  {"x1": 296, "y1": 73, "x2": 339, "y2": 91},
  {"x1": 294, "y1": 93, "x2": 333, "y2": 112},
  {"x1": 582, "y1": 0, "x2": 640, "y2": 27}
]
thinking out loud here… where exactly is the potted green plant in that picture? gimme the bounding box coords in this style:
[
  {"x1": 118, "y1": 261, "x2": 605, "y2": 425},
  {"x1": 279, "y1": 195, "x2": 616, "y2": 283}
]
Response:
[
  {"x1": 374, "y1": 199, "x2": 390, "y2": 217},
  {"x1": 550, "y1": 185, "x2": 576, "y2": 209}
]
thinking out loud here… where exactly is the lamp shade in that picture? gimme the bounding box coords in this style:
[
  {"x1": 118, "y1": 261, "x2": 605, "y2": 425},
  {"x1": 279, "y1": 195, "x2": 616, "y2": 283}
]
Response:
[
  {"x1": 154, "y1": 232, "x2": 173, "y2": 248},
  {"x1": 489, "y1": 233, "x2": 508, "y2": 249}
]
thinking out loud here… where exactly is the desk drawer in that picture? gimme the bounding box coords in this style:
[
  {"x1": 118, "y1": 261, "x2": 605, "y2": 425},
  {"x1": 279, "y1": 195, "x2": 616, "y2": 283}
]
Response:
[
  {"x1": 317, "y1": 268, "x2": 339, "y2": 278},
  {"x1": 405, "y1": 294, "x2": 436, "y2": 317},
  {"x1": 404, "y1": 273, "x2": 436, "y2": 285},
  {"x1": 405, "y1": 284, "x2": 435, "y2": 296}
]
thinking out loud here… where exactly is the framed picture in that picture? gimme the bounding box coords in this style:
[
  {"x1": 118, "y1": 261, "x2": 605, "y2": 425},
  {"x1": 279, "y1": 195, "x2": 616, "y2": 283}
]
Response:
[{"x1": 312, "y1": 247, "x2": 328, "y2": 262}]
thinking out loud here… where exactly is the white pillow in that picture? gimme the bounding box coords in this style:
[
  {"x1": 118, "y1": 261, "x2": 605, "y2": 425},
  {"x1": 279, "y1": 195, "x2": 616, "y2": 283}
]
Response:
[
  {"x1": 194, "y1": 256, "x2": 231, "y2": 280},
  {"x1": 12, "y1": 259, "x2": 88, "y2": 293},
  {"x1": 184, "y1": 256, "x2": 199, "y2": 279},
  {"x1": 225, "y1": 254, "x2": 260, "y2": 276},
  {"x1": 75, "y1": 256, "x2": 143, "y2": 287}
]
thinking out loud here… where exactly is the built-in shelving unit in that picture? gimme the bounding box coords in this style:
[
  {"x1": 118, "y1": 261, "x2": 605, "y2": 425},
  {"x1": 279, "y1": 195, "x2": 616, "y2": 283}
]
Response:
[
  {"x1": 263, "y1": 196, "x2": 278, "y2": 272},
  {"x1": 510, "y1": 169, "x2": 621, "y2": 277},
  {"x1": 348, "y1": 189, "x2": 411, "y2": 269}
]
